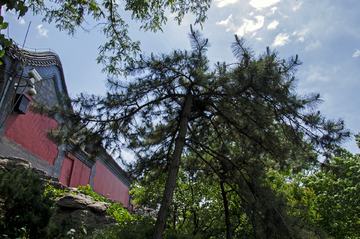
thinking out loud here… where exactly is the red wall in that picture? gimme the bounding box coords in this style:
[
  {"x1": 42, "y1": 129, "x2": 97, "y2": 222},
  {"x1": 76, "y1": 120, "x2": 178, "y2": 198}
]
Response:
[
  {"x1": 59, "y1": 156, "x2": 73, "y2": 186},
  {"x1": 93, "y1": 161, "x2": 130, "y2": 207},
  {"x1": 59, "y1": 152, "x2": 91, "y2": 188},
  {"x1": 69, "y1": 155, "x2": 91, "y2": 188},
  {"x1": 4, "y1": 95, "x2": 59, "y2": 165}
]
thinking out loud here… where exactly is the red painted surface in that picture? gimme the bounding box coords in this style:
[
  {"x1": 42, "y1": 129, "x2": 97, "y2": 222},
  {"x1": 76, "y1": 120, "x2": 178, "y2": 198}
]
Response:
[
  {"x1": 59, "y1": 156, "x2": 73, "y2": 186},
  {"x1": 4, "y1": 94, "x2": 59, "y2": 164},
  {"x1": 59, "y1": 153, "x2": 91, "y2": 188},
  {"x1": 93, "y1": 161, "x2": 130, "y2": 207},
  {"x1": 68, "y1": 154, "x2": 91, "y2": 188}
]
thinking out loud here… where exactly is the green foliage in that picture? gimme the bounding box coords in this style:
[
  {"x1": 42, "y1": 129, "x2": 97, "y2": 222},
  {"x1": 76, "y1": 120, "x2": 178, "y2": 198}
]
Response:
[
  {"x1": 77, "y1": 184, "x2": 108, "y2": 202},
  {"x1": 0, "y1": 167, "x2": 55, "y2": 238},
  {"x1": 19, "y1": 0, "x2": 210, "y2": 75},
  {"x1": 86, "y1": 217, "x2": 155, "y2": 239},
  {"x1": 107, "y1": 202, "x2": 134, "y2": 225},
  {"x1": 300, "y1": 150, "x2": 360, "y2": 238},
  {"x1": 44, "y1": 182, "x2": 74, "y2": 199},
  {"x1": 267, "y1": 169, "x2": 320, "y2": 223},
  {"x1": 0, "y1": 0, "x2": 27, "y2": 64},
  {"x1": 77, "y1": 184, "x2": 133, "y2": 225}
]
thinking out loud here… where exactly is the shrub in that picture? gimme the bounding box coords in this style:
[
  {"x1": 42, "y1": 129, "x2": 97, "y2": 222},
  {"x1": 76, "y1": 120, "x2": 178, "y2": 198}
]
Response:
[
  {"x1": 87, "y1": 217, "x2": 155, "y2": 239},
  {"x1": 77, "y1": 185, "x2": 133, "y2": 225},
  {"x1": 0, "y1": 167, "x2": 55, "y2": 238}
]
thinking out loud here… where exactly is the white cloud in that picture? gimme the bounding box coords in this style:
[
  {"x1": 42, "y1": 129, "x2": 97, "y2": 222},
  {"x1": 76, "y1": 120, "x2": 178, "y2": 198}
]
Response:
[
  {"x1": 266, "y1": 7, "x2": 278, "y2": 16},
  {"x1": 235, "y1": 15, "x2": 264, "y2": 37},
  {"x1": 352, "y1": 49, "x2": 360, "y2": 58},
  {"x1": 37, "y1": 24, "x2": 48, "y2": 37},
  {"x1": 214, "y1": 0, "x2": 238, "y2": 8},
  {"x1": 250, "y1": 12, "x2": 254, "y2": 16},
  {"x1": 272, "y1": 33, "x2": 291, "y2": 47},
  {"x1": 1, "y1": 6, "x2": 5, "y2": 16},
  {"x1": 293, "y1": 2, "x2": 303, "y2": 11},
  {"x1": 19, "y1": 18, "x2": 25, "y2": 25},
  {"x1": 305, "y1": 40, "x2": 321, "y2": 51},
  {"x1": 305, "y1": 65, "x2": 339, "y2": 82},
  {"x1": 292, "y1": 29, "x2": 307, "y2": 42},
  {"x1": 216, "y1": 15, "x2": 236, "y2": 32},
  {"x1": 216, "y1": 14, "x2": 233, "y2": 27},
  {"x1": 249, "y1": 0, "x2": 282, "y2": 10},
  {"x1": 256, "y1": 37, "x2": 262, "y2": 41},
  {"x1": 267, "y1": 20, "x2": 279, "y2": 30},
  {"x1": 298, "y1": 29, "x2": 308, "y2": 36}
]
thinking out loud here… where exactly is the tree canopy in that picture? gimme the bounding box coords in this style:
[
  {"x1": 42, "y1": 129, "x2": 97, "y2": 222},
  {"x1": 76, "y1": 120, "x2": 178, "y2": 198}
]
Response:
[
  {"x1": 33, "y1": 27, "x2": 350, "y2": 238},
  {"x1": 1, "y1": 0, "x2": 210, "y2": 72}
]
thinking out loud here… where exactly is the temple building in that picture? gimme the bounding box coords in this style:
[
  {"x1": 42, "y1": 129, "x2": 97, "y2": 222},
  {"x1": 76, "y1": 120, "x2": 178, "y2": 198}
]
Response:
[{"x1": 0, "y1": 45, "x2": 133, "y2": 211}]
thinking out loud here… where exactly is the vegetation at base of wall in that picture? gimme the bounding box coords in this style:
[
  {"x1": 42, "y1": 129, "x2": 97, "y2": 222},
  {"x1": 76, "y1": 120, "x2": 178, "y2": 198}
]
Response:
[
  {"x1": 44, "y1": 182, "x2": 76, "y2": 199},
  {"x1": 77, "y1": 185, "x2": 134, "y2": 224},
  {"x1": 0, "y1": 167, "x2": 55, "y2": 239},
  {"x1": 45, "y1": 183, "x2": 134, "y2": 226},
  {"x1": 77, "y1": 185, "x2": 109, "y2": 202}
]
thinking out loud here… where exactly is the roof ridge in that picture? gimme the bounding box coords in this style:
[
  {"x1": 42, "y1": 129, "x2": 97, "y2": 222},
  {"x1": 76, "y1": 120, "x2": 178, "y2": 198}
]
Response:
[{"x1": 5, "y1": 44, "x2": 63, "y2": 68}]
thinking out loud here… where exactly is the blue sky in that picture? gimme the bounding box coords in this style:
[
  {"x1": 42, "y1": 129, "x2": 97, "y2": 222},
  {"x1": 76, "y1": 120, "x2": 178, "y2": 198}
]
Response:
[{"x1": 4, "y1": 0, "x2": 360, "y2": 156}]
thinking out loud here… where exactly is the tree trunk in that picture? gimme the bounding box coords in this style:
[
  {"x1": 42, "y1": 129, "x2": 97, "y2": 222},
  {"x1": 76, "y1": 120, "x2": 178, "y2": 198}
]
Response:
[
  {"x1": 152, "y1": 95, "x2": 193, "y2": 239},
  {"x1": 220, "y1": 180, "x2": 232, "y2": 239}
]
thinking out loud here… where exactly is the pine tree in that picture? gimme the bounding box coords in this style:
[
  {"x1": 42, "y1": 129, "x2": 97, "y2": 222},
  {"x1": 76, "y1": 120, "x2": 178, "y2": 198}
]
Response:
[{"x1": 32, "y1": 27, "x2": 349, "y2": 238}]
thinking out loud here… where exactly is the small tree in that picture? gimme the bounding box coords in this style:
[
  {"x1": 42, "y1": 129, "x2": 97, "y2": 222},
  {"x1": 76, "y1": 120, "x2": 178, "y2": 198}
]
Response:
[{"x1": 0, "y1": 167, "x2": 55, "y2": 238}]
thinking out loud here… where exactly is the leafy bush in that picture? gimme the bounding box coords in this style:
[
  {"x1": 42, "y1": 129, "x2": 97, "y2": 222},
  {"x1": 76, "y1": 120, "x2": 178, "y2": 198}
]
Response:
[
  {"x1": 77, "y1": 185, "x2": 133, "y2": 225},
  {"x1": 77, "y1": 185, "x2": 108, "y2": 203},
  {"x1": 0, "y1": 167, "x2": 55, "y2": 238},
  {"x1": 87, "y1": 217, "x2": 155, "y2": 239}
]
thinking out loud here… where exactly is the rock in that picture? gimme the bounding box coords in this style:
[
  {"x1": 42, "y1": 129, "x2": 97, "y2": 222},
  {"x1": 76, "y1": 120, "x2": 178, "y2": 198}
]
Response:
[
  {"x1": 0, "y1": 156, "x2": 119, "y2": 235},
  {"x1": 53, "y1": 194, "x2": 115, "y2": 235},
  {"x1": 55, "y1": 193, "x2": 110, "y2": 213},
  {"x1": 52, "y1": 208, "x2": 117, "y2": 235},
  {"x1": 88, "y1": 201, "x2": 110, "y2": 213},
  {"x1": 0, "y1": 156, "x2": 31, "y2": 171},
  {"x1": 56, "y1": 194, "x2": 89, "y2": 209}
]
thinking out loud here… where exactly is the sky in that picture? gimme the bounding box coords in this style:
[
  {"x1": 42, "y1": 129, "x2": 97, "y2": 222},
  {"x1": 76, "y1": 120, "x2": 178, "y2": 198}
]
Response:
[{"x1": 3, "y1": 0, "x2": 360, "y2": 158}]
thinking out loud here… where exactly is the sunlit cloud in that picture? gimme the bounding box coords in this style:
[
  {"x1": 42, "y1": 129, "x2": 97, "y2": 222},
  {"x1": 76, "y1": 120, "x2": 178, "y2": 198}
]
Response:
[
  {"x1": 267, "y1": 7, "x2": 277, "y2": 15},
  {"x1": 293, "y1": 2, "x2": 303, "y2": 11},
  {"x1": 256, "y1": 37, "x2": 262, "y2": 41},
  {"x1": 214, "y1": 0, "x2": 238, "y2": 8},
  {"x1": 249, "y1": 0, "x2": 282, "y2": 10},
  {"x1": 353, "y1": 49, "x2": 360, "y2": 58},
  {"x1": 305, "y1": 40, "x2": 321, "y2": 51},
  {"x1": 216, "y1": 14, "x2": 233, "y2": 27},
  {"x1": 37, "y1": 24, "x2": 48, "y2": 37},
  {"x1": 250, "y1": 12, "x2": 254, "y2": 16},
  {"x1": 292, "y1": 29, "x2": 307, "y2": 42},
  {"x1": 19, "y1": 18, "x2": 25, "y2": 25},
  {"x1": 235, "y1": 15, "x2": 264, "y2": 37},
  {"x1": 267, "y1": 20, "x2": 279, "y2": 30},
  {"x1": 272, "y1": 33, "x2": 291, "y2": 47}
]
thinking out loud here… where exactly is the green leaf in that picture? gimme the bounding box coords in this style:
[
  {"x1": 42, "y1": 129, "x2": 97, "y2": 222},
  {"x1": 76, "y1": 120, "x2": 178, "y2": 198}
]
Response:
[{"x1": 1, "y1": 22, "x2": 8, "y2": 30}]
